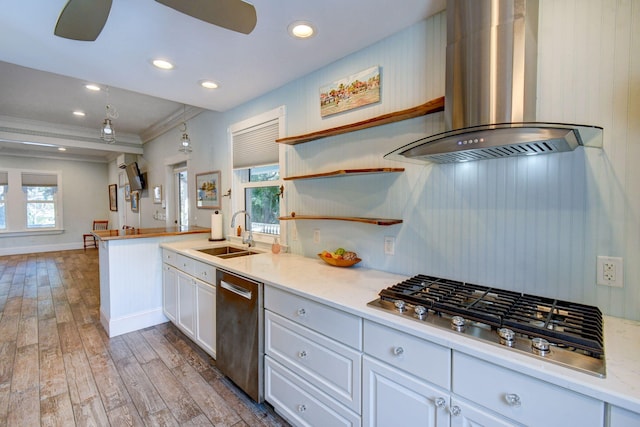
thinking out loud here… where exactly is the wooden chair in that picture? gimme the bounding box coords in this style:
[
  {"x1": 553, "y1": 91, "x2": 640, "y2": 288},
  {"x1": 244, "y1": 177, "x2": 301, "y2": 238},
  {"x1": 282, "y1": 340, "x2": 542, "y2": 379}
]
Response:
[{"x1": 83, "y1": 220, "x2": 109, "y2": 250}]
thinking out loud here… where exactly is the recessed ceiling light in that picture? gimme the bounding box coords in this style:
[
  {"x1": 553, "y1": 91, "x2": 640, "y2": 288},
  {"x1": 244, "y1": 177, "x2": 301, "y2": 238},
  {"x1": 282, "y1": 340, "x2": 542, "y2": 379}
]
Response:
[
  {"x1": 58, "y1": 147, "x2": 67, "y2": 151},
  {"x1": 152, "y1": 59, "x2": 174, "y2": 70},
  {"x1": 85, "y1": 84, "x2": 101, "y2": 91},
  {"x1": 288, "y1": 21, "x2": 316, "y2": 39},
  {"x1": 73, "y1": 111, "x2": 86, "y2": 117},
  {"x1": 200, "y1": 80, "x2": 219, "y2": 89}
]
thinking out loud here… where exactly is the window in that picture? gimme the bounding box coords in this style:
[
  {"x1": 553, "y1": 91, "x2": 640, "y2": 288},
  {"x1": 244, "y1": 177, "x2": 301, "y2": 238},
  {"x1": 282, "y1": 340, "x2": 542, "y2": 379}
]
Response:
[
  {"x1": 0, "y1": 169, "x2": 62, "y2": 234},
  {"x1": 22, "y1": 173, "x2": 58, "y2": 229},
  {"x1": 231, "y1": 107, "x2": 285, "y2": 240},
  {"x1": 242, "y1": 165, "x2": 281, "y2": 235},
  {"x1": 0, "y1": 172, "x2": 6, "y2": 229}
]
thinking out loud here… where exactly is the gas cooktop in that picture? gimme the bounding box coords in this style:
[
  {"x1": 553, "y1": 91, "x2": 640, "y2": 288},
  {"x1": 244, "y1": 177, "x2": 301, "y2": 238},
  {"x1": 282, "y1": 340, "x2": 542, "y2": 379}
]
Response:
[{"x1": 368, "y1": 274, "x2": 605, "y2": 377}]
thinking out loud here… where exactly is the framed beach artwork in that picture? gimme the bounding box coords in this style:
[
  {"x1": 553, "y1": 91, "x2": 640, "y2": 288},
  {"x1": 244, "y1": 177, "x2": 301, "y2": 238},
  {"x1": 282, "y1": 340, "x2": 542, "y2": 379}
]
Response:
[
  {"x1": 196, "y1": 171, "x2": 221, "y2": 209},
  {"x1": 125, "y1": 184, "x2": 131, "y2": 201},
  {"x1": 319, "y1": 65, "x2": 381, "y2": 117}
]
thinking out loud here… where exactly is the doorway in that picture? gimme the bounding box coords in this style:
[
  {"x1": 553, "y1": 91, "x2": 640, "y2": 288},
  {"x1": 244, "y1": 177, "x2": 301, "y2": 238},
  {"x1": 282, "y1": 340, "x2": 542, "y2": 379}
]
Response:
[{"x1": 175, "y1": 165, "x2": 189, "y2": 227}]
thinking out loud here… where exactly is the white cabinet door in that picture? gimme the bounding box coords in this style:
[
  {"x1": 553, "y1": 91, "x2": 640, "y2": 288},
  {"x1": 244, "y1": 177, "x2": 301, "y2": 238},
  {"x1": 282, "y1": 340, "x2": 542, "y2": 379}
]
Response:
[
  {"x1": 177, "y1": 271, "x2": 196, "y2": 338},
  {"x1": 363, "y1": 355, "x2": 449, "y2": 427},
  {"x1": 196, "y1": 280, "x2": 216, "y2": 358},
  {"x1": 162, "y1": 264, "x2": 178, "y2": 323},
  {"x1": 449, "y1": 397, "x2": 522, "y2": 427}
]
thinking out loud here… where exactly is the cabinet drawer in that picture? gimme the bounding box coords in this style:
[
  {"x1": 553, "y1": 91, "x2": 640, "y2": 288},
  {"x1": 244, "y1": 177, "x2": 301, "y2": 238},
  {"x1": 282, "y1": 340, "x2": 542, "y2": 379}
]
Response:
[
  {"x1": 364, "y1": 320, "x2": 450, "y2": 389},
  {"x1": 266, "y1": 311, "x2": 361, "y2": 412},
  {"x1": 163, "y1": 249, "x2": 178, "y2": 268},
  {"x1": 265, "y1": 286, "x2": 362, "y2": 349},
  {"x1": 176, "y1": 254, "x2": 195, "y2": 275},
  {"x1": 265, "y1": 357, "x2": 360, "y2": 427},
  {"x1": 192, "y1": 260, "x2": 215, "y2": 284},
  {"x1": 452, "y1": 351, "x2": 603, "y2": 427}
]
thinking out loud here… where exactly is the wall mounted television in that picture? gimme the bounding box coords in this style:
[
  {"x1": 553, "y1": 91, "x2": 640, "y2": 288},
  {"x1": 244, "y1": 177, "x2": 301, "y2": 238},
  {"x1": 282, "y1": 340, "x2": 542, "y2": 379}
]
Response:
[{"x1": 125, "y1": 162, "x2": 146, "y2": 191}]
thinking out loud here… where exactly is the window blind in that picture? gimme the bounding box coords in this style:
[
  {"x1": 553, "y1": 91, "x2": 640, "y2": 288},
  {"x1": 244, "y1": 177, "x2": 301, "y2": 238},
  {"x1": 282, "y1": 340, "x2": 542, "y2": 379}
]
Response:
[
  {"x1": 21, "y1": 173, "x2": 58, "y2": 186},
  {"x1": 232, "y1": 119, "x2": 279, "y2": 169},
  {"x1": 0, "y1": 172, "x2": 7, "y2": 185}
]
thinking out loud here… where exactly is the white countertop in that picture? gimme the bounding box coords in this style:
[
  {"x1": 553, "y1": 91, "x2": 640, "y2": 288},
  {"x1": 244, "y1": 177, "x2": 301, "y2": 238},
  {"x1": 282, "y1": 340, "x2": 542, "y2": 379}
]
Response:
[{"x1": 162, "y1": 238, "x2": 640, "y2": 414}]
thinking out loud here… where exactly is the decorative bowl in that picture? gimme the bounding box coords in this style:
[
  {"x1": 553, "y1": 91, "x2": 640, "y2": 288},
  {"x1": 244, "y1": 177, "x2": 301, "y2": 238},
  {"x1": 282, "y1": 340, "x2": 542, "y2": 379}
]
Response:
[{"x1": 317, "y1": 254, "x2": 361, "y2": 267}]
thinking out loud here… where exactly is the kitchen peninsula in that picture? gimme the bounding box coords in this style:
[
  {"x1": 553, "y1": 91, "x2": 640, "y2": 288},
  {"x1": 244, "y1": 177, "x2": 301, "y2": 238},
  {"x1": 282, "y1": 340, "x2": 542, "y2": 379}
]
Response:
[{"x1": 93, "y1": 226, "x2": 209, "y2": 337}]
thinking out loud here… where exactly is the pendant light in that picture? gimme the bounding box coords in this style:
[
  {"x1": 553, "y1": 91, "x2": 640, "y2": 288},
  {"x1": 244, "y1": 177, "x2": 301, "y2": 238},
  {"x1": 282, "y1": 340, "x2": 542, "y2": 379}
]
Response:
[
  {"x1": 178, "y1": 105, "x2": 192, "y2": 153},
  {"x1": 100, "y1": 88, "x2": 118, "y2": 144}
]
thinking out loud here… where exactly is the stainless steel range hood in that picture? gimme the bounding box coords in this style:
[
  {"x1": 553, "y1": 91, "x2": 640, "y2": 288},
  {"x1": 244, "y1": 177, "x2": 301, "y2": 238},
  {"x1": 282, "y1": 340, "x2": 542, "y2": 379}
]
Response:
[{"x1": 385, "y1": 0, "x2": 602, "y2": 164}]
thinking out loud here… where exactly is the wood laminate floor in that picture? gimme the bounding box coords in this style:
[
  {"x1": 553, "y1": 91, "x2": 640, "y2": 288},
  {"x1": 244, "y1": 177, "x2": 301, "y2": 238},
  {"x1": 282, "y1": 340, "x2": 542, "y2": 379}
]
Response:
[{"x1": 0, "y1": 249, "x2": 291, "y2": 426}]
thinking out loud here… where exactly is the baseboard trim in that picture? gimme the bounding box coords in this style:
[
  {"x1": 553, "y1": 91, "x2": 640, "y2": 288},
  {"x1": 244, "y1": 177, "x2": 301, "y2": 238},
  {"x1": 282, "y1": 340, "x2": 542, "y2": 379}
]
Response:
[
  {"x1": 100, "y1": 307, "x2": 169, "y2": 338},
  {"x1": 0, "y1": 242, "x2": 85, "y2": 256}
]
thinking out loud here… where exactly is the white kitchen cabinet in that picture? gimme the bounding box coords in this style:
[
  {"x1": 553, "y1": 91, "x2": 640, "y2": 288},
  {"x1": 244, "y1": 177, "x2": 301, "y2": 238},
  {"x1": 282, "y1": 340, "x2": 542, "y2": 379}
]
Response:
[
  {"x1": 265, "y1": 285, "x2": 362, "y2": 349},
  {"x1": 162, "y1": 264, "x2": 178, "y2": 323},
  {"x1": 452, "y1": 351, "x2": 604, "y2": 427},
  {"x1": 265, "y1": 310, "x2": 361, "y2": 412},
  {"x1": 195, "y1": 279, "x2": 216, "y2": 357},
  {"x1": 363, "y1": 320, "x2": 450, "y2": 389},
  {"x1": 177, "y1": 271, "x2": 196, "y2": 338},
  {"x1": 162, "y1": 251, "x2": 217, "y2": 358},
  {"x1": 162, "y1": 248, "x2": 178, "y2": 268},
  {"x1": 363, "y1": 355, "x2": 449, "y2": 427},
  {"x1": 265, "y1": 357, "x2": 360, "y2": 427},
  {"x1": 264, "y1": 285, "x2": 362, "y2": 426},
  {"x1": 608, "y1": 405, "x2": 640, "y2": 427}
]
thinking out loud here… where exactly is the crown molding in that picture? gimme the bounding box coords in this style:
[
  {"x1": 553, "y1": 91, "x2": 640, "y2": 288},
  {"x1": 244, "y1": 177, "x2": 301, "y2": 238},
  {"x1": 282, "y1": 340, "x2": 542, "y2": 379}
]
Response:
[{"x1": 139, "y1": 105, "x2": 205, "y2": 143}]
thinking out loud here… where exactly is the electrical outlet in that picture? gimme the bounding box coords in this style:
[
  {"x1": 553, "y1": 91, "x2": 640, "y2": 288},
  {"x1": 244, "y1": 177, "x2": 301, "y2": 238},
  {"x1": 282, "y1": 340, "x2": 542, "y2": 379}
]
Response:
[
  {"x1": 313, "y1": 229, "x2": 320, "y2": 243},
  {"x1": 597, "y1": 256, "x2": 623, "y2": 287},
  {"x1": 384, "y1": 236, "x2": 395, "y2": 255}
]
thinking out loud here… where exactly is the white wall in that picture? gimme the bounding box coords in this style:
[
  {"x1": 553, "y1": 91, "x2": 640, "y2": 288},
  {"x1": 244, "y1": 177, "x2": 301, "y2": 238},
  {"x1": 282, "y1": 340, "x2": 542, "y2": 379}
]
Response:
[
  {"x1": 145, "y1": 1, "x2": 639, "y2": 320},
  {"x1": 0, "y1": 156, "x2": 109, "y2": 254}
]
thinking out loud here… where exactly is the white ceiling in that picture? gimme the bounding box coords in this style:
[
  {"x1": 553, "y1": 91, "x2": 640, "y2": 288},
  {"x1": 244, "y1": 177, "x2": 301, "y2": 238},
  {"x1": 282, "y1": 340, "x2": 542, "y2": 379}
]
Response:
[{"x1": 0, "y1": 0, "x2": 445, "y2": 161}]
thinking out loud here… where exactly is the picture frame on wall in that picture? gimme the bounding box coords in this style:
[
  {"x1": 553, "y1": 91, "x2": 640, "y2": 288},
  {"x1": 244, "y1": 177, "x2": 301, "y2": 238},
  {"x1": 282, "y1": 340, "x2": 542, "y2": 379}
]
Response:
[
  {"x1": 108, "y1": 184, "x2": 117, "y2": 211},
  {"x1": 153, "y1": 185, "x2": 162, "y2": 204},
  {"x1": 131, "y1": 191, "x2": 139, "y2": 212},
  {"x1": 125, "y1": 184, "x2": 131, "y2": 201},
  {"x1": 319, "y1": 65, "x2": 381, "y2": 117},
  {"x1": 196, "y1": 171, "x2": 221, "y2": 209}
]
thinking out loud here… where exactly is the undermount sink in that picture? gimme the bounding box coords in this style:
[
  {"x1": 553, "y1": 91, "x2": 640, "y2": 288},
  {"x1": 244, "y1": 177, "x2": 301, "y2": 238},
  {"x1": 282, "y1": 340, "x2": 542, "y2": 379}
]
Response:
[{"x1": 197, "y1": 246, "x2": 259, "y2": 259}]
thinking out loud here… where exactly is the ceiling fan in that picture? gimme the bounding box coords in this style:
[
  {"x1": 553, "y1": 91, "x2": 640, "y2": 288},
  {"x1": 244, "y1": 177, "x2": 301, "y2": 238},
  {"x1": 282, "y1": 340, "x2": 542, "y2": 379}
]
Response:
[{"x1": 54, "y1": 0, "x2": 257, "y2": 41}]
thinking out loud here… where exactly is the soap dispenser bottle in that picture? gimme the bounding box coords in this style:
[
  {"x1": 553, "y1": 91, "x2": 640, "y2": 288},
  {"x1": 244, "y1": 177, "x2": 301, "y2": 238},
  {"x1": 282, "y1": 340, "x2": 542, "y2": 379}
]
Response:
[{"x1": 271, "y1": 237, "x2": 281, "y2": 254}]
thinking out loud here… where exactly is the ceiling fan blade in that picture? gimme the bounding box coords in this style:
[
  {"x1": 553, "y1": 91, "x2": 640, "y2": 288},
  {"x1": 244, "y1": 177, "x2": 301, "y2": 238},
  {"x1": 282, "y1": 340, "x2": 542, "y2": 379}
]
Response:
[
  {"x1": 54, "y1": 0, "x2": 113, "y2": 41},
  {"x1": 155, "y1": 0, "x2": 257, "y2": 35}
]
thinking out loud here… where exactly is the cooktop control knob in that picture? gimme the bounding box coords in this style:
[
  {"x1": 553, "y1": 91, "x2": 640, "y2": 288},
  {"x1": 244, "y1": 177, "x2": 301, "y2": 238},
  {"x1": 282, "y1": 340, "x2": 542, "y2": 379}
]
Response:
[
  {"x1": 394, "y1": 300, "x2": 406, "y2": 312},
  {"x1": 531, "y1": 337, "x2": 550, "y2": 356},
  {"x1": 414, "y1": 305, "x2": 427, "y2": 320},
  {"x1": 451, "y1": 316, "x2": 466, "y2": 332},
  {"x1": 498, "y1": 328, "x2": 515, "y2": 347}
]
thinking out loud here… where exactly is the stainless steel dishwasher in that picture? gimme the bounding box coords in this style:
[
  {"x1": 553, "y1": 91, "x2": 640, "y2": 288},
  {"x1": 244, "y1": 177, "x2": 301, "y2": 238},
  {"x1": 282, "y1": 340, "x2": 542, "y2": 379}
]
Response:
[{"x1": 216, "y1": 269, "x2": 263, "y2": 402}]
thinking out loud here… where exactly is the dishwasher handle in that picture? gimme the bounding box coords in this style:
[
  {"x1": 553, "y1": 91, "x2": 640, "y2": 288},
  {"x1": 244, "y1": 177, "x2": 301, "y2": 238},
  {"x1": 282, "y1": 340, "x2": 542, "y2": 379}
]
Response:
[{"x1": 220, "y1": 280, "x2": 253, "y2": 300}]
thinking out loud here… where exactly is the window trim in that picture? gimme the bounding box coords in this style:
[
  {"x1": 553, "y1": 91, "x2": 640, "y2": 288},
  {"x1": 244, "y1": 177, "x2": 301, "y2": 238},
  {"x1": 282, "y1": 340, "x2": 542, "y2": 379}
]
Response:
[{"x1": 229, "y1": 106, "x2": 286, "y2": 245}]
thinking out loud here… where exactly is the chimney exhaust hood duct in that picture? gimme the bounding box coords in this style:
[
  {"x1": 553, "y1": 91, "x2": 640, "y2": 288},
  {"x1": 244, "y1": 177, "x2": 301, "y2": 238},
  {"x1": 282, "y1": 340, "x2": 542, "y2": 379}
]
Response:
[{"x1": 385, "y1": 0, "x2": 602, "y2": 164}]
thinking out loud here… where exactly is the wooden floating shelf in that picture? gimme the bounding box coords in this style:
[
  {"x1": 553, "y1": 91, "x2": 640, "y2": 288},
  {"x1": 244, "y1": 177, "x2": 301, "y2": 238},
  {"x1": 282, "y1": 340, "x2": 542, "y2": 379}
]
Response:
[
  {"x1": 276, "y1": 96, "x2": 444, "y2": 145},
  {"x1": 284, "y1": 167, "x2": 404, "y2": 181},
  {"x1": 279, "y1": 215, "x2": 403, "y2": 226}
]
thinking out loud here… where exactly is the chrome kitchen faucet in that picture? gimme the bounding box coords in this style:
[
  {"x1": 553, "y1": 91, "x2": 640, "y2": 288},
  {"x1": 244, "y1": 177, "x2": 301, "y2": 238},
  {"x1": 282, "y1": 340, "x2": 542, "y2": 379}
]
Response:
[{"x1": 231, "y1": 210, "x2": 254, "y2": 247}]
